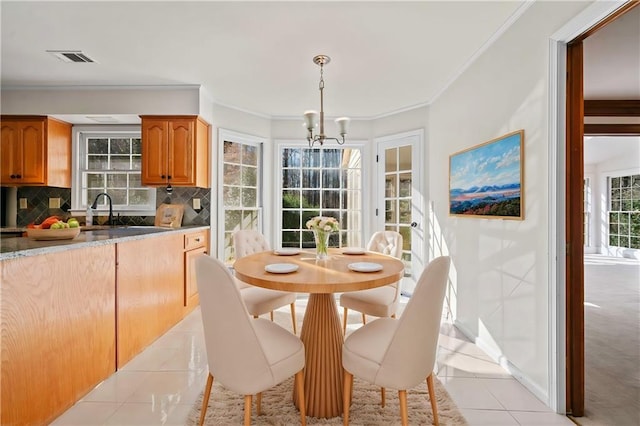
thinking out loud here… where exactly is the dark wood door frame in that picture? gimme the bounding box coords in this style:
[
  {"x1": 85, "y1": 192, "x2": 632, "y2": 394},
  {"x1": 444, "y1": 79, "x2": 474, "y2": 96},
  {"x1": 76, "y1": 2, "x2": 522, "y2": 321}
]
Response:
[{"x1": 565, "y1": 1, "x2": 639, "y2": 416}]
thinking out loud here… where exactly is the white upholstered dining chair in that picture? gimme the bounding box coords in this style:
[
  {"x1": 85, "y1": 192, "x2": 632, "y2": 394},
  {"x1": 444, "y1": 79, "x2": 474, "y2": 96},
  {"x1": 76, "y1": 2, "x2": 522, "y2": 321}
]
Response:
[
  {"x1": 342, "y1": 256, "x2": 451, "y2": 426},
  {"x1": 233, "y1": 229, "x2": 298, "y2": 334},
  {"x1": 340, "y1": 230, "x2": 403, "y2": 334},
  {"x1": 194, "y1": 254, "x2": 306, "y2": 426}
]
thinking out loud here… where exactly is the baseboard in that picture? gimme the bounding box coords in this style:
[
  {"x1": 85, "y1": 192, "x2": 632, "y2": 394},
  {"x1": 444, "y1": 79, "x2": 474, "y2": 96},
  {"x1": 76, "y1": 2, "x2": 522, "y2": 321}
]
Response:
[{"x1": 453, "y1": 319, "x2": 550, "y2": 406}]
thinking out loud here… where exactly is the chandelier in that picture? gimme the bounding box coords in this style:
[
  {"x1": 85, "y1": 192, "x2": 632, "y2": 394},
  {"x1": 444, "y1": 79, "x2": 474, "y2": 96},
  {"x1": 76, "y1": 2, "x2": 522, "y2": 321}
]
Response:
[{"x1": 304, "y1": 55, "x2": 350, "y2": 148}]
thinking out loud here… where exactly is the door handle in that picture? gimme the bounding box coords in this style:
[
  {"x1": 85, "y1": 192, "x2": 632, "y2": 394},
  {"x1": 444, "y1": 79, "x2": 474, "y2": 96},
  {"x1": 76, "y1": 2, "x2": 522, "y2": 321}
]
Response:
[{"x1": 410, "y1": 222, "x2": 418, "y2": 228}]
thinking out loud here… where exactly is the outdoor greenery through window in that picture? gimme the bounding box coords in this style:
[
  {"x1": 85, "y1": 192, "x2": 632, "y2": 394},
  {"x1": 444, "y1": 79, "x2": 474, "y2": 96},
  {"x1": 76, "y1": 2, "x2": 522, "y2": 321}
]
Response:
[
  {"x1": 81, "y1": 133, "x2": 155, "y2": 211},
  {"x1": 608, "y1": 174, "x2": 640, "y2": 249},
  {"x1": 281, "y1": 147, "x2": 362, "y2": 249},
  {"x1": 223, "y1": 140, "x2": 261, "y2": 262}
]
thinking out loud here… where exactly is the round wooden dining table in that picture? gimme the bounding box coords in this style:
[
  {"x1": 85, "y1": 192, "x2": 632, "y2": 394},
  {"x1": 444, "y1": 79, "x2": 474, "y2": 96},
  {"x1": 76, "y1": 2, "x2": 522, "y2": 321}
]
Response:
[{"x1": 233, "y1": 248, "x2": 404, "y2": 418}]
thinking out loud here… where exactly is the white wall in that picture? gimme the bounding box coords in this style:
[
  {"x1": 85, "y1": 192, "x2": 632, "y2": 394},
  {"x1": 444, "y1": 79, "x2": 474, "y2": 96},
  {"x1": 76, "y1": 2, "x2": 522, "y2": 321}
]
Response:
[
  {"x1": 0, "y1": 87, "x2": 201, "y2": 115},
  {"x1": 427, "y1": 0, "x2": 590, "y2": 404}
]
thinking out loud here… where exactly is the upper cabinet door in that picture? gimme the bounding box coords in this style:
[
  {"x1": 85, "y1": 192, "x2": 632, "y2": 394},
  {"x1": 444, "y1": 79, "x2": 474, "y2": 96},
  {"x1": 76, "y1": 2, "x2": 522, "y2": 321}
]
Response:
[
  {"x1": 19, "y1": 121, "x2": 46, "y2": 184},
  {"x1": 0, "y1": 119, "x2": 46, "y2": 185},
  {"x1": 0, "y1": 121, "x2": 19, "y2": 183},
  {"x1": 141, "y1": 118, "x2": 169, "y2": 185},
  {"x1": 167, "y1": 119, "x2": 194, "y2": 185},
  {"x1": 140, "y1": 116, "x2": 209, "y2": 188}
]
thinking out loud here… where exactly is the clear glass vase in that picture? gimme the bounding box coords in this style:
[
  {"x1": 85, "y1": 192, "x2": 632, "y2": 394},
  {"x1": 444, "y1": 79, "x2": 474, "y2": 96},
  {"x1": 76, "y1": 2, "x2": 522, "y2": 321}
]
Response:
[{"x1": 313, "y1": 229, "x2": 331, "y2": 260}]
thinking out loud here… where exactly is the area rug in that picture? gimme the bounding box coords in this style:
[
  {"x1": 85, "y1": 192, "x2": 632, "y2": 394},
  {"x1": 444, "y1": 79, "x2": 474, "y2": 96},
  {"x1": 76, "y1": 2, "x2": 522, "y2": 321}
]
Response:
[{"x1": 186, "y1": 374, "x2": 468, "y2": 425}]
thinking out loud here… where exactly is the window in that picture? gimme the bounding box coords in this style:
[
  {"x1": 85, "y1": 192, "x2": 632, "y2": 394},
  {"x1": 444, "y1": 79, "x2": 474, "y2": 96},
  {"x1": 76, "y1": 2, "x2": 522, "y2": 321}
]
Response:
[
  {"x1": 584, "y1": 178, "x2": 591, "y2": 247},
  {"x1": 608, "y1": 174, "x2": 640, "y2": 249},
  {"x1": 74, "y1": 128, "x2": 155, "y2": 213},
  {"x1": 221, "y1": 135, "x2": 263, "y2": 263},
  {"x1": 280, "y1": 147, "x2": 362, "y2": 248}
]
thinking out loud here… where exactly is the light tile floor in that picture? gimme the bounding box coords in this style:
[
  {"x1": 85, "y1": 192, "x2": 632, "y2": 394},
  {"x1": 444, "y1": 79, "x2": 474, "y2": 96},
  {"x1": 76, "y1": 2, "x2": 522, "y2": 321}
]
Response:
[{"x1": 52, "y1": 297, "x2": 574, "y2": 425}]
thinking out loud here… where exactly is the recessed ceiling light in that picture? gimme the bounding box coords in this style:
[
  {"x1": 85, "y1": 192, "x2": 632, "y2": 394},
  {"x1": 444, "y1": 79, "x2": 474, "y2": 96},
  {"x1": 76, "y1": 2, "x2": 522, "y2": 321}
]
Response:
[{"x1": 47, "y1": 50, "x2": 96, "y2": 63}]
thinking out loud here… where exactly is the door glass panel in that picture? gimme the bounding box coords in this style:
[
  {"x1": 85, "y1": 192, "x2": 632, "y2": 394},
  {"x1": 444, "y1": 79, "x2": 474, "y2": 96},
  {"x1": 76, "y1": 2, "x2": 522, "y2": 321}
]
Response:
[{"x1": 385, "y1": 147, "x2": 397, "y2": 172}]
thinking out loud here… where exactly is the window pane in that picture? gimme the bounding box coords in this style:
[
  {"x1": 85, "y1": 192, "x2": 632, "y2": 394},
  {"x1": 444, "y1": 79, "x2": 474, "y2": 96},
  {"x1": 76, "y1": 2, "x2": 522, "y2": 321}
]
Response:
[
  {"x1": 109, "y1": 189, "x2": 127, "y2": 205},
  {"x1": 225, "y1": 209, "x2": 242, "y2": 231},
  {"x1": 283, "y1": 190, "x2": 301, "y2": 208},
  {"x1": 111, "y1": 156, "x2": 131, "y2": 170},
  {"x1": 302, "y1": 169, "x2": 320, "y2": 188},
  {"x1": 243, "y1": 144, "x2": 258, "y2": 166},
  {"x1": 302, "y1": 149, "x2": 321, "y2": 167},
  {"x1": 385, "y1": 147, "x2": 397, "y2": 172},
  {"x1": 399, "y1": 200, "x2": 411, "y2": 223},
  {"x1": 242, "y1": 210, "x2": 259, "y2": 230},
  {"x1": 386, "y1": 200, "x2": 396, "y2": 223},
  {"x1": 223, "y1": 141, "x2": 241, "y2": 163},
  {"x1": 322, "y1": 169, "x2": 340, "y2": 188},
  {"x1": 107, "y1": 174, "x2": 127, "y2": 188},
  {"x1": 129, "y1": 189, "x2": 151, "y2": 205},
  {"x1": 323, "y1": 149, "x2": 341, "y2": 168},
  {"x1": 110, "y1": 139, "x2": 130, "y2": 154},
  {"x1": 131, "y1": 157, "x2": 141, "y2": 170},
  {"x1": 129, "y1": 174, "x2": 142, "y2": 187},
  {"x1": 88, "y1": 138, "x2": 108, "y2": 154},
  {"x1": 224, "y1": 164, "x2": 241, "y2": 185},
  {"x1": 282, "y1": 231, "x2": 300, "y2": 247},
  {"x1": 322, "y1": 190, "x2": 340, "y2": 208},
  {"x1": 87, "y1": 173, "x2": 104, "y2": 188},
  {"x1": 242, "y1": 165, "x2": 257, "y2": 187},
  {"x1": 386, "y1": 175, "x2": 397, "y2": 198},
  {"x1": 88, "y1": 156, "x2": 108, "y2": 170},
  {"x1": 302, "y1": 190, "x2": 320, "y2": 208},
  {"x1": 282, "y1": 210, "x2": 300, "y2": 230},
  {"x1": 224, "y1": 186, "x2": 241, "y2": 207},
  {"x1": 132, "y1": 138, "x2": 141, "y2": 155},
  {"x1": 399, "y1": 146, "x2": 411, "y2": 171},
  {"x1": 242, "y1": 188, "x2": 257, "y2": 207},
  {"x1": 611, "y1": 177, "x2": 620, "y2": 188},
  {"x1": 399, "y1": 173, "x2": 411, "y2": 197},
  {"x1": 399, "y1": 226, "x2": 411, "y2": 251},
  {"x1": 282, "y1": 148, "x2": 301, "y2": 168},
  {"x1": 283, "y1": 169, "x2": 301, "y2": 188}
]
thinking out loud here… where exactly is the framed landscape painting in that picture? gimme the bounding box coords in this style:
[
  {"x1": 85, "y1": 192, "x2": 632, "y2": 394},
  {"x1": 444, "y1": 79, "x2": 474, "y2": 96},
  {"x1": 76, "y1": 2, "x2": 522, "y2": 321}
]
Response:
[{"x1": 449, "y1": 130, "x2": 524, "y2": 220}]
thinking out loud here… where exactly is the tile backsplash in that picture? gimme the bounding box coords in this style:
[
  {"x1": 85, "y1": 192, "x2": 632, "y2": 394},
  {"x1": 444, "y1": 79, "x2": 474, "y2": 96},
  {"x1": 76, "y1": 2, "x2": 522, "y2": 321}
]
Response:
[{"x1": 13, "y1": 186, "x2": 211, "y2": 227}]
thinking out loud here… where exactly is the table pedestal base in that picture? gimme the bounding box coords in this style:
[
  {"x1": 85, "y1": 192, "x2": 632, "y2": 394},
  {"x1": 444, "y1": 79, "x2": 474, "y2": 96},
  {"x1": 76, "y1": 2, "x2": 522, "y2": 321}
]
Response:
[{"x1": 294, "y1": 293, "x2": 344, "y2": 418}]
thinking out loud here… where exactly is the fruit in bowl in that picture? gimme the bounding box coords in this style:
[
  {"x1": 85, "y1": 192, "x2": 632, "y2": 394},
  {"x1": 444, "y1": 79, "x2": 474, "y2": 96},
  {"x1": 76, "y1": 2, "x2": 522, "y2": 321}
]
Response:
[{"x1": 26, "y1": 216, "x2": 82, "y2": 240}]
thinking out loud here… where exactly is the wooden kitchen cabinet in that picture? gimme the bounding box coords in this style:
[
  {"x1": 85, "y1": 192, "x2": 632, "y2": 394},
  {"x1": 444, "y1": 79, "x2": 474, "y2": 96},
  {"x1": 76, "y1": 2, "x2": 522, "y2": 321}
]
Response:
[
  {"x1": 140, "y1": 115, "x2": 210, "y2": 188},
  {"x1": 0, "y1": 244, "x2": 116, "y2": 425},
  {"x1": 116, "y1": 232, "x2": 185, "y2": 368},
  {"x1": 184, "y1": 229, "x2": 209, "y2": 309},
  {"x1": 0, "y1": 115, "x2": 72, "y2": 187}
]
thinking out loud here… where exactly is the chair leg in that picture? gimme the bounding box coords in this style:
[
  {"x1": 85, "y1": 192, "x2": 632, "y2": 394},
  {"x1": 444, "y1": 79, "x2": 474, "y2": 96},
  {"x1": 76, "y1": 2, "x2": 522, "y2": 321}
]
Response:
[
  {"x1": 381, "y1": 387, "x2": 385, "y2": 407},
  {"x1": 295, "y1": 369, "x2": 306, "y2": 426},
  {"x1": 270, "y1": 311, "x2": 274, "y2": 321},
  {"x1": 256, "y1": 392, "x2": 262, "y2": 415},
  {"x1": 343, "y1": 370, "x2": 353, "y2": 426},
  {"x1": 362, "y1": 313, "x2": 366, "y2": 324},
  {"x1": 244, "y1": 394, "x2": 252, "y2": 426},
  {"x1": 290, "y1": 302, "x2": 297, "y2": 335},
  {"x1": 426, "y1": 374, "x2": 439, "y2": 426},
  {"x1": 343, "y1": 307, "x2": 348, "y2": 335},
  {"x1": 391, "y1": 313, "x2": 396, "y2": 319},
  {"x1": 398, "y1": 390, "x2": 408, "y2": 426},
  {"x1": 199, "y1": 373, "x2": 214, "y2": 426}
]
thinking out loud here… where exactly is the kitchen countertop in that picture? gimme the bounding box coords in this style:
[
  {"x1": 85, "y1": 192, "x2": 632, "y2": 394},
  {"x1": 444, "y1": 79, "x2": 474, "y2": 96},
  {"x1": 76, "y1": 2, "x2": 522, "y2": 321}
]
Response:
[{"x1": 0, "y1": 225, "x2": 209, "y2": 260}]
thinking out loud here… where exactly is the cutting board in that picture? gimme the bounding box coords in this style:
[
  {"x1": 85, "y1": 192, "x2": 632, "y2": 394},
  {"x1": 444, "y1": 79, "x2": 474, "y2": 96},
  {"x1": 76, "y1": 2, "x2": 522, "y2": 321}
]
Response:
[{"x1": 154, "y1": 204, "x2": 185, "y2": 228}]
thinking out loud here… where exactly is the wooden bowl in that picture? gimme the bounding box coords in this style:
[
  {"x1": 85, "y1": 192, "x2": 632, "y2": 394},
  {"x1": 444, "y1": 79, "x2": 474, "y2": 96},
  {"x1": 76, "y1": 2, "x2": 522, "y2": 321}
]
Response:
[{"x1": 26, "y1": 227, "x2": 81, "y2": 241}]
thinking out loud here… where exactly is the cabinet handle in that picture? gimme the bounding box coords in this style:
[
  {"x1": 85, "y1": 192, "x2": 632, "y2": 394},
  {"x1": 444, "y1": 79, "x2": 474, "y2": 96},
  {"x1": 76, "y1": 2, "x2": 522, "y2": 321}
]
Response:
[
  {"x1": 167, "y1": 175, "x2": 172, "y2": 179},
  {"x1": 10, "y1": 174, "x2": 16, "y2": 179},
  {"x1": 16, "y1": 174, "x2": 21, "y2": 179},
  {"x1": 161, "y1": 174, "x2": 166, "y2": 179},
  {"x1": 194, "y1": 238, "x2": 200, "y2": 242}
]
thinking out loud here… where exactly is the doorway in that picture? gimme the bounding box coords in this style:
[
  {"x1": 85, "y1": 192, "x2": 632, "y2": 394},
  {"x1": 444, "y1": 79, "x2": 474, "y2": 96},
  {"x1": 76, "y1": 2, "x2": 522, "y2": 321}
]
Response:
[
  {"x1": 565, "y1": 0, "x2": 640, "y2": 417},
  {"x1": 375, "y1": 130, "x2": 425, "y2": 296}
]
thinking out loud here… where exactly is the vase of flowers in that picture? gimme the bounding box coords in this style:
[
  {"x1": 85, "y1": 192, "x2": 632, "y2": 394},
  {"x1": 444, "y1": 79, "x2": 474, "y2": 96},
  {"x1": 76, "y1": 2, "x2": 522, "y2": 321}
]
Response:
[{"x1": 306, "y1": 216, "x2": 339, "y2": 260}]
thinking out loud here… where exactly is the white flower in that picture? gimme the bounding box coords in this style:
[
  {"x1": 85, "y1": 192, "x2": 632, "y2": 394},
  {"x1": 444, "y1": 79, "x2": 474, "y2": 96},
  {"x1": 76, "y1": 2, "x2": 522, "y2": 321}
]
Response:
[{"x1": 306, "y1": 215, "x2": 339, "y2": 231}]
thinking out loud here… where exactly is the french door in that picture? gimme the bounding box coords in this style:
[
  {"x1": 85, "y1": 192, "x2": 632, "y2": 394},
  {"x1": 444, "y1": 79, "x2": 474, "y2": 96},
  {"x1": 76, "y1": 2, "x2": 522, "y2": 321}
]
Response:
[{"x1": 375, "y1": 130, "x2": 425, "y2": 295}]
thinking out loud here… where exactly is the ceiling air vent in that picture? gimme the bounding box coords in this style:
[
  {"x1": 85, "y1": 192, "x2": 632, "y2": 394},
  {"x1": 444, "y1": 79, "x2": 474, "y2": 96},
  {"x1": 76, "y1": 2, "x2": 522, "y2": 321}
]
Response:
[{"x1": 47, "y1": 50, "x2": 96, "y2": 63}]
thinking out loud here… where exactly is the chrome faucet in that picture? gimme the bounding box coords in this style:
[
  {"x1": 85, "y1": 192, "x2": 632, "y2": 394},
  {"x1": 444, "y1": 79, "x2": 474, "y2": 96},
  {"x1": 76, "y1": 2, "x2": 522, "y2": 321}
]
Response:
[{"x1": 90, "y1": 192, "x2": 113, "y2": 226}]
